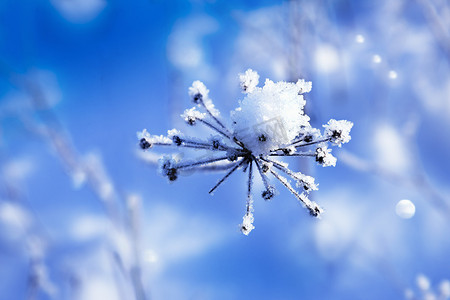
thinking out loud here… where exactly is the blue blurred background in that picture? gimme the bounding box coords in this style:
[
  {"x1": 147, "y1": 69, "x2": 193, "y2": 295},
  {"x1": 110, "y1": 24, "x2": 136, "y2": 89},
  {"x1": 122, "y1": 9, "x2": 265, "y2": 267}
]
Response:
[{"x1": 1, "y1": 0, "x2": 450, "y2": 299}]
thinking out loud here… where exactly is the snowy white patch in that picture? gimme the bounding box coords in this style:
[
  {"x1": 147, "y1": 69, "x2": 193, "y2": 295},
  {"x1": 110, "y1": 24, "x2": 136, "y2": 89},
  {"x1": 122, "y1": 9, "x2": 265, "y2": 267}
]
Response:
[
  {"x1": 137, "y1": 129, "x2": 172, "y2": 147},
  {"x1": 373, "y1": 54, "x2": 382, "y2": 64},
  {"x1": 323, "y1": 119, "x2": 353, "y2": 147},
  {"x1": 314, "y1": 44, "x2": 341, "y2": 74},
  {"x1": 231, "y1": 78, "x2": 311, "y2": 154},
  {"x1": 71, "y1": 168, "x2": 87, "y2": 189},
  {"x1": 189, "y1": 81, "x2": 210, "y2": 103},
  {"x1": 239, "y1": 69, "x2": 259, "y2": 93},
  {"x1": 240, "y1": 195, "x2": 255, "y2": 235},
  {"x1": 417, "y1": 274, "x2": 431, "y2": 291},
  {"x1": 296, "y1": 79, "x2": 312, "y2": 94},
  {"x1": 51, "y1": 0, "x2": 106, "y2": 23},
  {"x1": 189, "y1": 81, "x2": 219, "y2": 116},
  {"x1": 355, "y1": 34, "x2": 365, "y2": 43},
  {"x1": 407, "y1": 275, "x2": 450, "y2": 300},
  {"x1": 395, "y1": 199, "x2": 415, "y2": 219},
  {"x1": 2, "y1": 158, "x2": 34, "y2": 182},
  {"x1": 137, "y1": 129, "x2": 151, "y2": 142},
  {"x1": 181, "y1": 107, "x2": 206, "y2": 125},
  {"x1": 240, "y1": 212, "x2": 255, "y2": 236},
  {"x1": 78, "y1": 276, "x2": 121, "y2": 300},
  {"x1": 295, "y1": 173, "x2": 318, "y2": 192},
  {"x1": 167, "y1": 128, "x2": 182, "y2": 139},
  {"x1": 440, "y1": 280, "x2": 450, "y2": 297},
  {"x1": 388, "y1": 70, "x2": 398, "y2": 80},
  {"x1": 0, "y1": 202, "x2": 31, "y2": 237},
  {"x1": 373, "y1": 123, "x2": 410, "y2": 173}
]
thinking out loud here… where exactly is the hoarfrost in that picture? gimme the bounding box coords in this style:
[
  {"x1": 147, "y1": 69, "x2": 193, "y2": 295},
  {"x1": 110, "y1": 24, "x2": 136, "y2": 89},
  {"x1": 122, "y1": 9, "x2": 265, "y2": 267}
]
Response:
[{"x1": 137, "y1": 69, "x2": 352, "y2": 234}]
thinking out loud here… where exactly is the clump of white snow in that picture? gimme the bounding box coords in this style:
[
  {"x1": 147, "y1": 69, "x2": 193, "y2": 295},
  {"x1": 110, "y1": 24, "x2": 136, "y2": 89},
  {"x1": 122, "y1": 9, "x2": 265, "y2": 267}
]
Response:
[
  {"x1": 137, "y1": 69, "x2": 353, "y2": 235},
  {"x1": 323, "y1": 119, "x2": 353, "y2": 147},
  {"x1": 231, "y1": 78, "x2": 311, "y2": 155},
  {"x1": 239, "y1": 69, "x2": 260, "y2": 94}
]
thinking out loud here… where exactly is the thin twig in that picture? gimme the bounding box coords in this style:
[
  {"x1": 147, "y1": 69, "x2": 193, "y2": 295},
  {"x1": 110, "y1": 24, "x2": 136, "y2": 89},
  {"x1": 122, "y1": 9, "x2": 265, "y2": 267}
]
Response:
[
  {"x1": 209, "y1": 159, "x2": 247, "y2": 194},
  {"x1": 253, "y1": 157, "x2": 271, "y2": 191},
  {"x1": 197, "y1": 118, "x2": 233, "y2": 140},
  {"x1": 246, "y1": 159, "x2": 253, "y2": 213},
  {"x1": 269, "y1": 168, "x2": 321, "y2": 216},
  {"x1": 199, "y1": 99, "x2": 232, "y2": 135},
  {"x1": 177, "y1": 155, "x2": 233, "y2": 170},
  {"x1": 269, "y1": 152, "x2": 315, "y2": 157}
]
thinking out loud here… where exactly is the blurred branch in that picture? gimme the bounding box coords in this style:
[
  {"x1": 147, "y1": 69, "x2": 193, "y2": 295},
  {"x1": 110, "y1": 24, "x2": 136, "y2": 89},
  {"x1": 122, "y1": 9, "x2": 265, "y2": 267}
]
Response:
[
  {"x1": 415, "y1": 0, "x2": 450, "y2": 59},
  {"x1": 0, "y1": 170, "x2": 56, "y2": 299},
  {"x1": 0, "y1": 61, "x2": 149, "y2": 300}
]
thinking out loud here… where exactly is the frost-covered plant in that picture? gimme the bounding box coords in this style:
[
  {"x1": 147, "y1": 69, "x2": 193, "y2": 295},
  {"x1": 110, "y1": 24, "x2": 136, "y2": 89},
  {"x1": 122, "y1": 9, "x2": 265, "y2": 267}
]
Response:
[{"x1": 137, "y1": 69, "x2": 353, "y2": 235}]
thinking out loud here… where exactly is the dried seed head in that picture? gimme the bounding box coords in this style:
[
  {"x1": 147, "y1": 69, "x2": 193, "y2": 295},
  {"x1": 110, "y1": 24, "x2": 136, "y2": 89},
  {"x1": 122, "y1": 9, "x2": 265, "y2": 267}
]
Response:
[
  {"x1": 309, "y1": 204, "x2": 323, "y2": 217},
  {"x1": 323, "y1": 119, "x2": 353, "y2": 147},
  {"x1": 181, "y1": 107, "x2": 205, "y2": 126},
  {"x1": 258, "y1": 134, "x2": 267, "y2": 142},
  {"x1": 172, "y1": 136, "x2": 182, "y2": 146},
  {"x1": 210, "y1": 138, "x2": 221, "y2": 150},
  {"x1": 295, "y1": 173, "x2": 318, "y2": 192},
  {"x1": 159, "y1": 155, "x2": 179, "y2": 182},
  {"x1": 315, "y1": 146, "x2": 337, "y2": 167},
  {"x1": 262, "y1": 186, "x2": 275, "y2": 200},
  {"x1": 189, "y1": 81, "x2": 208, "y2": 104},
  {"x1": 282, "y1": 146, "x2": 296, "y2": 155},
  {"x1": 239, "y1": 69, "x2": 259, "y2": 94},
  {"x1": 261, "y1": 162, "x2": 272, "y2": 173},
  {"x1": 192, "y1": 93, "x2": 202, "y2": 104},
  {"x1": 239, "y1": 212, "x2": 255, "y2": 236},
  {"x1": 226, "y1": 149, "x2": 240, "y2": 161},
  {"x1": 137, "y1": 70, "x2": 352, "y2": 235},
  {"x1": 139, "y1": 138, "x2": 151, "y2": 150},
  {"x1": 303, "y1": 135, "x2": 313, "y2": 143}
]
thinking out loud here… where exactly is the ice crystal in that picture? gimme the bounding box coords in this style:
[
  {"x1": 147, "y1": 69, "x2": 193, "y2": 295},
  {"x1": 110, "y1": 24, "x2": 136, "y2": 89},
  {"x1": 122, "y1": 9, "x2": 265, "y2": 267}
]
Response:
[{"x1": 137, "y1": 69, "x2": 353, "y2": 235}]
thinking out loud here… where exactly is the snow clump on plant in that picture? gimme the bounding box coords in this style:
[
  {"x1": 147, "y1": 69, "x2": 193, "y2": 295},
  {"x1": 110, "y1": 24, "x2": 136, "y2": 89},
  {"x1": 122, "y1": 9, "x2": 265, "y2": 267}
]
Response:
[{"x1": 137, "y1": 69, "x2": 353, "y2": 235}]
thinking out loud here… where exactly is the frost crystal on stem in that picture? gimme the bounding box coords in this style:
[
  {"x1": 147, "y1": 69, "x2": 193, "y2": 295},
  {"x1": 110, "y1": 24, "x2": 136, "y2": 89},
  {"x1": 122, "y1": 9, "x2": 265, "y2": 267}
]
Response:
[
  {"x1": 239, "y1": 68, "x2": 259, "y2": 94},
  {"x1": 323, "y1": 119, "x2": 353, "y2": 147},
  {"x1": 137, "y1": 69, "x2": 353, "y2": 235}
]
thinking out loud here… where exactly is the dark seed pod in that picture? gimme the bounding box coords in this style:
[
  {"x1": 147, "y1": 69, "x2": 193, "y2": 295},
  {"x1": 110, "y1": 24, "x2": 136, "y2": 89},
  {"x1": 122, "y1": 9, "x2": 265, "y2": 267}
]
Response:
[{"x1": 139, "y1": 138, "x2": 151, "y2": 150}]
